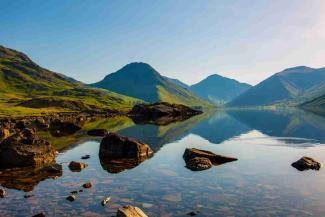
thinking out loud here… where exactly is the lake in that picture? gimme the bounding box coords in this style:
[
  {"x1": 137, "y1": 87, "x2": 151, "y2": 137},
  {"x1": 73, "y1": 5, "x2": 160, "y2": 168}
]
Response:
[{"x1": 1, "y1": 109, "x2": 325, "y2": 217}]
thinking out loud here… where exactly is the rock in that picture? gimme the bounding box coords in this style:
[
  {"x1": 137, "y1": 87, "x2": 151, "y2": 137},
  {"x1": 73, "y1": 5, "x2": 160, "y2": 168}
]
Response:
[
  {"x1": 0, "y1": 188, "x2": 6, "y2": 198},
  {"x1": 291, "y1": 156, "x2": 322, "y2": 171},
  {"x1": 82, "y1": 182, "x2": 92, "y2": 188},
  {"x1": 0, "y1": 128, "x2": 56, "y2": 169},
  {"x1": 66, "y1": 195, "x2": 76, "y2": 202},
  {"x1": 49, "y1": 120, "x2": 81, "y2": 137},
  {"x1": 183, "y1": 148, "x2": 237, "y2": 165},
  {"x1": 116, "y1": 205, "x2": 148, "y2": 217},
  {"x1": 24, "y1": 194, "x2": 34, "y2": 198},
  {"x1": 87, "y1": 129, "x2": 108, "y2": 137},
  {"x1": 101, "y1": 196, "x2": 111, "y2": 206},
  {"x1": 99, "y1": 133, "x2": 153, "y2": 159},
  {"x1": 129, "y1": 102, "x2": 202, "y2": 125},
  {"x1": 15, "y1": 120, "x2": 26, "y2": 130},
  {"x1": 187, "y1": 211, "x2": 200, "y2": 216},
  {"x1": 0, "y1": 128, "x2": 10, "y2": 139},
  {"x1": 186, "y1": 157, "x2": 213, "y2": 171},
  {"x1": 32, "y1": 213, "x2": 45, "y2": 217},
  {"x1": 42, "y1": 163, "x2": 63, "y2": 176},
  {"x1": 81, "y1": 154, "x2": 90, "y2": 160},
  {"x1": 68, "y1": 161, "x2": 88, "y2": 172},
  {"x1": 70, "y1": 191, "x2": 78, "y2": 194}
]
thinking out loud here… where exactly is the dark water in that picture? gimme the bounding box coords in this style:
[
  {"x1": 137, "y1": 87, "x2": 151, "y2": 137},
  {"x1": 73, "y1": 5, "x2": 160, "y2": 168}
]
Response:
[{"x1": 1, "y1": 109, "x2": 325, "y2": 217}]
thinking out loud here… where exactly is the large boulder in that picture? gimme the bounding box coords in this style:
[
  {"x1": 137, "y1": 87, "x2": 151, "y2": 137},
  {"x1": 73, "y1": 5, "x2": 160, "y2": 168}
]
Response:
[
  {"x1": 116, "y1": 205, "x2": 148, "y2": 217},
  {"x1": 99, "y1": 133, "x2": 153, "y2": 159},
  {"x1": 0, "y1": 128, "x2": 56, "y2": 169},
  {"x1": 68, "y1": 161, "x2": 88, "y2": 172},
  {"x1": 291, "y1": 156, "x2": 322, "y2": 171},
  {"x1": 183, "y1": 148, "x2": 237, "y2": 165}
]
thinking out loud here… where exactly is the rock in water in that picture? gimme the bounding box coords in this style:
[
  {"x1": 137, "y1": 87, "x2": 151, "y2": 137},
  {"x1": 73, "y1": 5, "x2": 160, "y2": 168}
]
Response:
[
  {"x1": 99, "y1": 133, "x2": 153, "y2": 159},
  {"x1": 82, "y1": 182, "x2": 92, "y2": 188},
  {"x1": 101, "y1": 196, "x2": 111, "y2": 206},
  {"x1": 186, "y1": 157, "x2": 213, "y2": 171},
  {"x1": 81, "y1": 155, "x2": 90, "y2": 160},
  {"x1": 32, "y1": 213, "x2": 45, "y2": 217},
  {"x1": 0, "y1": 128, "x2": 56, "y2": 169},
  {"x1": 183, "y1": 148, "x2": 237, "y2": 165},
  {"x1": 291, "y1": 156, "x2": 322, "y2": 171},
  {"x1": 87, "y1": 129, "x2": 108, "y2": 137},
  {"x1": 68, "y1": 161, "x2": 88, "y2": 172},
  {"x1": 116, "y1": 205, "x2": 148, "y2": 217},
  {"x1": 0, "y1": 188, "x2": 6, "y2": 198},
  {"x1": 66, "y1": 195, "x2": 76, "y2": 202}
]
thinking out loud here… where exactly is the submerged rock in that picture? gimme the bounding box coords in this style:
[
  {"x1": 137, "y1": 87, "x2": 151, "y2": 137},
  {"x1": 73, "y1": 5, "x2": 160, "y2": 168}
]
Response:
[
  {"x1": 116, "y1": 205, "x2": 148, "y2": 217},
  {"x1": 291, "y1": 156, "x2": 322, "y2": 171},
  {"x1": 186, "y1": 157, "x2": 213, "y2": 171},
  {"x1": 87, "y1": 129, "x2": 108, "y2": 137},
  {"x1": 183, "y1": 148, "x2": 237, "y2": 171},
  {"x1": 99, "y1": 133, "x2": 153, "y2": 159},
  {"x1": 0, "y1": 128, "x2": 56, "y2": 169},
  {"x1": 68, "y1": 161, "x2": 88, "y2": 172}
]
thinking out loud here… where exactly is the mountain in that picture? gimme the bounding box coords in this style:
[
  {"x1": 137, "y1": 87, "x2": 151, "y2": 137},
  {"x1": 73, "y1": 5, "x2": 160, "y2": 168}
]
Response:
[
  {"x1": 0, "y1": 45, "x2": 140, "y2": 116},
  {"x1": 91, "y1": 62, "x2": 211, "y2": 108},
  {"x1": 164, "y1": 76, "x2": 189, "y2": 89},
  {"x1": 228, "y1": 66, "x2": 325, "y2": 107},
  {"x1": 189, "y1": 74, "x2": 251, "y2": 104}
]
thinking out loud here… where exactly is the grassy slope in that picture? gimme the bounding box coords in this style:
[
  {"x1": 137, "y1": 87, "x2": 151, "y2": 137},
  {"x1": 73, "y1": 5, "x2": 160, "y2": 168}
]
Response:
[
  {"x1": 92, "y1": 62, "x2": 212, "y2": 109},
  {"x1": 0, "y1": 46, "x2": 141, "y2": 116}
]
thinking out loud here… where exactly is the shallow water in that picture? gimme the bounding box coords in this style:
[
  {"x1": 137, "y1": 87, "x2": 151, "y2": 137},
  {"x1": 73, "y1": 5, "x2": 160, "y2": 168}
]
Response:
[{"x1": 1, "y1": 109, "x2": 325, "y2": 217}]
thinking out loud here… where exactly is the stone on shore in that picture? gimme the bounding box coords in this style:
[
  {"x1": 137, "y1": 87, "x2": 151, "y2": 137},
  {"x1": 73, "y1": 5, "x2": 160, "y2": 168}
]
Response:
[
  {"x1": 87, "y1": 129, "x2": 108, "y2": 137},
  {"x1": 291, "y1": 156, "x2": 322, "y2": 171},
  {"x1": 0, "y1": 128, "x2": 56, "y2": 169},
  {"x1": 116, "y1": 205, "x2": 148, "y2": 217},
  {"x1": 68, "y1": 161, "x2": 88, "y2": 172}
]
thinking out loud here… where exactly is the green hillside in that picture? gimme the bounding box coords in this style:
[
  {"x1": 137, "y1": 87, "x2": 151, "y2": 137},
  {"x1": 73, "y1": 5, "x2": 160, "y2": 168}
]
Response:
[
  {"x1": 0, "y1": 45, "x2": 141, "y2": 116},
  {"x1": 190, "y1": 74, "x2": 251, "y2": 105},
  {"x1": 91, "y1": 62, "x2": 212, "y2": 109},
  {"x1": 228, "y1": 66, "x2": 325, "y2": 107}
]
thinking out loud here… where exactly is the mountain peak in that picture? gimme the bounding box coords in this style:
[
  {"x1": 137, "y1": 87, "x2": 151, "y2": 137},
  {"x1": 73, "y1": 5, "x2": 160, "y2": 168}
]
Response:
[
  {"x1": 281, "y1": 66, "x2": 314, "y2": 74},
  {"x1": 0, "y1": 45, "x2": 32, "y2": 63}
]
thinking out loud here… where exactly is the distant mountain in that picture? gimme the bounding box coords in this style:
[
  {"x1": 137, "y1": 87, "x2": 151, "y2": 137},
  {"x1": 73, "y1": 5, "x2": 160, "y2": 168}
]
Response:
[
  {"x1": 92, "y1": 62, "x2": 211, "y2": 108},
  {"x1": 228, "y1": 66, "x2": 325, "y2": 107},
  {"x1": 0, "y1": 45, "x2": 140, "y2": 115},
  {"x1": 164, "y1": 76, "x2": 189, "y2": 89},
  {"x1": 189, "y1": 74, "x2": 251, "y2": 104}
]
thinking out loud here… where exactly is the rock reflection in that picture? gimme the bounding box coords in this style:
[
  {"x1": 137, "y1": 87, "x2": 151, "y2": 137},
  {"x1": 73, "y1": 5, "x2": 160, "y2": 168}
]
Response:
[
  {"x1": 99, "y1": 156, "x2": 150, "y2": 173},
  {"x1": 0, "y1": 164, "x2": 62, "y2": 192}
]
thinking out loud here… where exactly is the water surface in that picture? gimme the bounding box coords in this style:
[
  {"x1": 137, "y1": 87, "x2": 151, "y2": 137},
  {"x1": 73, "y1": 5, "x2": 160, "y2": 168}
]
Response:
[{"x1": 1, "y1": 109, "x2": 325, "y2": 217}]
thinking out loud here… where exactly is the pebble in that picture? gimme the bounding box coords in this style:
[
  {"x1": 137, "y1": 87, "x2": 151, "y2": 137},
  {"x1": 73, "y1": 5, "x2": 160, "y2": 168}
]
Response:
[{"x1": 83, "y1": 182, "x2": 92, "y2": 189}]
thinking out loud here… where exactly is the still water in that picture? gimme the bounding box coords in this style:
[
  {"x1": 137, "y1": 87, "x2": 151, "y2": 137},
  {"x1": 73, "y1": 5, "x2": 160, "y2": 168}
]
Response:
[{"x1": 1, "y1": 109, "x2": 325, "y2": 217}]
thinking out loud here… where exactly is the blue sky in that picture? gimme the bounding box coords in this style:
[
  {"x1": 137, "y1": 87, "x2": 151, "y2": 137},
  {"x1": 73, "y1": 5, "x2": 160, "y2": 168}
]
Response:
[{"x1": 0, "y1": 0, "x2": 324, "y2": 85}]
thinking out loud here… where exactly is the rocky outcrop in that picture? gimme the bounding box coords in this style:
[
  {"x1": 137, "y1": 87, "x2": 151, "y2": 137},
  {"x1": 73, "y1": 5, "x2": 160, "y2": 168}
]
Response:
[
  {"x1": 99, "y1": 133, "x2": 153, "y2": 159},
  {"x1": 183, "y1": 148, "x2": 237, "y2": 171},
  {"x1": 0, "y1": 128, "x2": 56, "y2": 169},
  {"x1": 129, "y1": 102, "x2": 202, "y2": 125},
  {"x1": 68, "y1": 161, "x2": 88, "y2": 172},
  {"x1": 87, "y1": 129, "x2": 108, "y2": 137},
  {"x1": 291, "y1": 156, "x2": 322, "y2": 171},
  {"x1": 116, "y1": 205, "x2": 148, "y2": 217}
]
